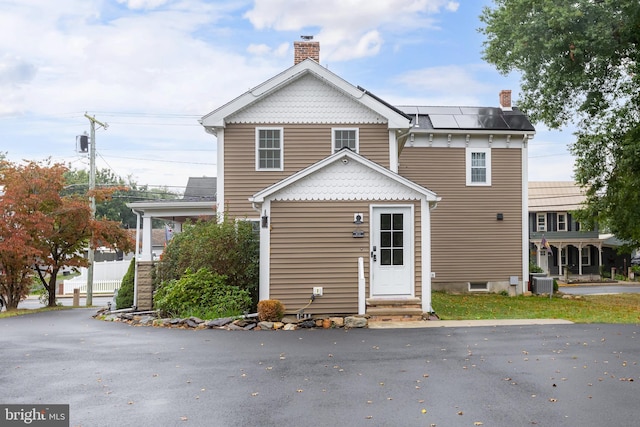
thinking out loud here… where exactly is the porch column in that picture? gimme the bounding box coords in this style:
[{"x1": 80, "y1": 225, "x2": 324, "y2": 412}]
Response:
[
  {"x1": 558, "y1": 242, "x2": 564, "y2": 277},
  {"x1": 141, "y1": 215, "x2": 153, "y2": 261},
  {"x1": 578, "y1": 243, "x2": 583, "y2": 276},
  {"x1": 536, "y1": 242, "x2": 541, "y2": 269},
  {"x1": 598, "y1": 244, "x2": 603, "y2": 275}
]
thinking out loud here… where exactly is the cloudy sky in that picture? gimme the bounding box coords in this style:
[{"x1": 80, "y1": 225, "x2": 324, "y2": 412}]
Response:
[{"x1": 0, "y1": 0, "x2": 575, "y2": 194}]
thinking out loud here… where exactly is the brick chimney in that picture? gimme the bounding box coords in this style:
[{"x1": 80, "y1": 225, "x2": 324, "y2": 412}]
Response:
[
  {"x1": 499, "y1": 89, "x2": 512, "y2": 111},
  {"x1": 294, "y1": 36, "x2": 320, "y2": 65}
]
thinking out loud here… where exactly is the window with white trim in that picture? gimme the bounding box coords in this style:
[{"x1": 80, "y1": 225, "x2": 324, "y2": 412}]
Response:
[
  {"x1": 256, "y1": 127, "x2": 283, "y2": 171},
  {"x1": 332, "y1": 128, "x2": 359, "y2": 153},
  {"x1": 537, "y1": 213, "x2": 546, "y2": 232},
  {"x1": 465, "y1": 147, "x2": 491, "y2": 186},
  {"x1": 557, "y1": 212, "x2": 567, "y2": 231},
  {"x1": 581, "y1": 247, "x2": 591, "y2": 265},
  {"x1": 561, "y1": 248, "x2": 567, "y2": 266}
]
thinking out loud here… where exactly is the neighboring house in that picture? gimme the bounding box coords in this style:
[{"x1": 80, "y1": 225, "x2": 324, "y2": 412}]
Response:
[
  {"x1": 127, "y1": 177, "x2": 217, "y2": 309},
  {"x1": 199, "y1": 40, "x2": 535, "y2": 317},
  {"x1": 529, "y1": 181, "x2": 629, "y2": 279}
]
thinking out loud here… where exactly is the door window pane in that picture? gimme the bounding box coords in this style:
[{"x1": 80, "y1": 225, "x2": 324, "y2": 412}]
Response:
[
  {"x1": 393, "y1": 249, "x2": 403, "y2": 265},
  {"x1": 379, "y1": 213, "x2": 404, "y2": 266},
  {"x1": 393, "y1": 213, "x2": 403, "y2": 230},
  {"x1": 381, "y1": 214, "x2": 391, "y2": 230},
  {"x1": 380, "y1": 249, "x2": 391, "y2": 265}
]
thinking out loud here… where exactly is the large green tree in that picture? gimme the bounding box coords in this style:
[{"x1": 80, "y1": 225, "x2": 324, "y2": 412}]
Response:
[
  {"x1": 480, "y1": 0, "x2": 640, "y2": 246},
  {"x1": 63, "y1": 168, "x2": 178, "y2": 229}
]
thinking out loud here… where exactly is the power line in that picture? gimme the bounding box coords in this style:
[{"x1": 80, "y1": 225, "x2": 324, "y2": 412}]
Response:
[{"x1": 102, "y1": 154, "x2": 215, "y2": 166}]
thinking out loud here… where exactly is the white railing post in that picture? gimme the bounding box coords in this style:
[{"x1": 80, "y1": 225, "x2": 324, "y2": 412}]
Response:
[{"x1": 358, "y1": 257, "x2": 365, "y2": 315}]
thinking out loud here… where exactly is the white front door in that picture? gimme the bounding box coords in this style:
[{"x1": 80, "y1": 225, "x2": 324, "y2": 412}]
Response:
[{"x1": 371, "y1": 206, "x2": 413, "y2": 297}]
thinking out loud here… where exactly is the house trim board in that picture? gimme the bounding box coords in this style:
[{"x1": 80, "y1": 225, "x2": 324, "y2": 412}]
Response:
[
  {"x1": 216, "y1": 128, "x2": 224, "y2": 212},
  {"x1": 200, "y1": 59, "x2": 412, "y2": 131},
  {"x1": 250, "y1": 149, "x2": 440, "y2": 204},
  {"x1": 522, "y1": 137, "x2": 529, "y2": 294}
]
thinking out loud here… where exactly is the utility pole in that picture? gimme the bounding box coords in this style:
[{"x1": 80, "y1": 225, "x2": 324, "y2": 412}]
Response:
[{"x1": 84, "y1": 113, "x2": 107, "y2": 307}]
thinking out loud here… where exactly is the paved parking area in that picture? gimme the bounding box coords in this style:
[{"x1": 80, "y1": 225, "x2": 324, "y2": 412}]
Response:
[{"x1": 1, "y1": 309, "x2": 638, "y2": 426}]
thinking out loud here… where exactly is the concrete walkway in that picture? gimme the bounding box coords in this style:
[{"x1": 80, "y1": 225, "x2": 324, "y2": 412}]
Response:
[{"x1": 369, "y1": 318, "x2": 574, "y2": 329}]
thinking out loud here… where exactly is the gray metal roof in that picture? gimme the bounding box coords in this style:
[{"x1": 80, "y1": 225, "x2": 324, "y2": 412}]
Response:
[
  {"x1": 183, "y1": 177, "x2": 217, "y2": 201},
  {"x1": 397, "y1": 106, "x2": 535, "y2": 132}
]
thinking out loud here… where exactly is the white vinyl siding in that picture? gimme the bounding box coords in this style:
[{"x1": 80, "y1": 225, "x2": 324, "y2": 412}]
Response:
[
  {"x1": 332, "y1": 128, "x2": 359, "y2": 153},
  {"x1": 256, "y1": 127, "x2": 283, "y2": 171},
  {"x1": 465, "y1": 147, "x2": 491, "y2": 186}
]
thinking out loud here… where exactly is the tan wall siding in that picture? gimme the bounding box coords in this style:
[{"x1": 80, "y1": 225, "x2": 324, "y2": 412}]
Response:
[
  {"x1": 269, "y1": 200, "x2": 421, "y2": 314},
  {"x1": 223, "y1": 123, "x2": 389, "y2": 218},
  {"x1": 399, "y1": 147, "x2": 522, "y2": 285}
]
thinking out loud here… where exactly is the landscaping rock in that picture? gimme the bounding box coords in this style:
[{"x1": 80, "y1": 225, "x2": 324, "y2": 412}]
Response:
[
  {"x1": 344, "y1": 316, "x2": 367, "y2": 328},
  {"x1": 97, "y1": 309, "x2": 370, "y2": 331},
  {"x1": 281, "y1": 316, "x2": 299, "y2": 324},
  {"x1": 185, "y1": 318, "x2": 200, "y2": 328},
  {"x1": 299, "y1": 320, "x2": 315, "y2": 328},
  {"x1": 206, "y1": 317, "x2": 234, "y2": 327},
  {"x1": 258, "y1": 321, "x2": 274, "y2": 330},
  {"x1": 330, "y1": 317, "x2": 344, "y2": 327}
]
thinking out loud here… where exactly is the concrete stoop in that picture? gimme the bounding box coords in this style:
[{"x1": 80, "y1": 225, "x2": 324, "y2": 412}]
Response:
[{"x1": 366, "y1": 298, "x2": 426, "y2": 323}]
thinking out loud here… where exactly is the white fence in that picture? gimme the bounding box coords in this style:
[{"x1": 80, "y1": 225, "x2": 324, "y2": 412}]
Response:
[{"x1": 62, "y1": 260, "x2": 130, "y2": 295}]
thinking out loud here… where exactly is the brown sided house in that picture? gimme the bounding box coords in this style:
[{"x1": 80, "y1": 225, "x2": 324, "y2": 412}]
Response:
[{"x1": 200, "y1": 41, "x2": 535, "y2": 316}]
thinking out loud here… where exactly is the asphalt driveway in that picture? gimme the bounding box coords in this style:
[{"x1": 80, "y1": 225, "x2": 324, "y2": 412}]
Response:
[{"x1": 1, "y1": 309, "x2": 638, "y2": 427}]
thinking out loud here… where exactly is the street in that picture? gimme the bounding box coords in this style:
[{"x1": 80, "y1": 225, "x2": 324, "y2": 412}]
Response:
[
  {"x1": 560, "y1": 283, "x2": 640, "y2": 295},
  {"x1": 1, "y1": 309, "x2": 639, "y2": 427}
]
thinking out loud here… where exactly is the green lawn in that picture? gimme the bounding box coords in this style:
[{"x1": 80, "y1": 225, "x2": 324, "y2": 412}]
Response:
[
  {"x1": 0, "y1": 306, "x2": 70, "y2": 319},
  {"x1": 432, "y1": 292, "x2": 640, "y2": 323}
]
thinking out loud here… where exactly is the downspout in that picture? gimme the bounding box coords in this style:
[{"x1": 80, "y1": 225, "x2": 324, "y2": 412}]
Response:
[{"x1": 131, "y1": 209, "x2": 141, "y2": 309}]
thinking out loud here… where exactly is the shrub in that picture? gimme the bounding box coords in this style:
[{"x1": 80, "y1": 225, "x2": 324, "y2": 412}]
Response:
[
  {"x1": 154, "y1": 268, "x2": 252, "y2": 319},
  {"x1": 529, "y1": 260, "x2": 544, "y2": 273},
  {"x1": 257, "y1": 299, "x2": 286, "y2": 321},
  {"x1": 155, "y1": 216, "x2": 259, "y2": 306},
  {"x1": 116, "y1": 258, "x2": 136, "y2": 309}
]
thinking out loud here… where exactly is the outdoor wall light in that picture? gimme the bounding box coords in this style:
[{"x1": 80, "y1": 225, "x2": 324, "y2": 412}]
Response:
[
  {"x1": 261, "y1": 214, "x2": 269, "y2": 228},
  {"x1": 353, "y1": 213, "x2": 364, "y2": 237},
  {"x1": 496, "y1": 213, "x2": 504, "y2": 221}
]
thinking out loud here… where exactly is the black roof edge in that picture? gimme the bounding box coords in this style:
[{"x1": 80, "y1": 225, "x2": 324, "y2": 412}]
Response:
[{"x1": 356, "y1": 85, "x2": 413, "y2": 122}]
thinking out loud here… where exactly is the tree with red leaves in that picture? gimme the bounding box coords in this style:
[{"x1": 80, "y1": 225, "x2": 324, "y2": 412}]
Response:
[{"x1": 0, "y1": 159, "x2": 134, "y2": 309}]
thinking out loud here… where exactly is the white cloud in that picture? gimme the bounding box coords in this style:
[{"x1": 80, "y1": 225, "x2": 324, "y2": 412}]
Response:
[
  {"x1": 446, "y1": 1, "x2": 460, "y2": 12},
  {"x1": 396, "y1": 65, "x2": 484, "y2": 94},
  {"x1": 116, "y1": 0, "x2": 171, "y2": 10},
  {"x1": 247, "y1": 42, "x2": 290, "y2": 57},
  {"x1": 247, "y1": 43, "x2": 272, "y2": 55},
  {"x1": 244, "y1": 0, "x2": 460, "y2": 61}
]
